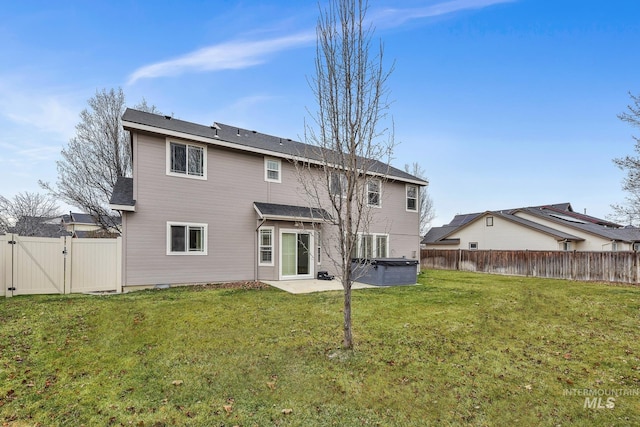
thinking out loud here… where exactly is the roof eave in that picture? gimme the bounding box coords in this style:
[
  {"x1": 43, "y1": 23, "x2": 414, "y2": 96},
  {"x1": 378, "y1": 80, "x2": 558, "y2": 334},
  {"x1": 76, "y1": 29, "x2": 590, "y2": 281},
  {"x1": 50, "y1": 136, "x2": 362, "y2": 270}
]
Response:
[{"x1": 109, "y1": 203, "x2": 136, "y2": 212}]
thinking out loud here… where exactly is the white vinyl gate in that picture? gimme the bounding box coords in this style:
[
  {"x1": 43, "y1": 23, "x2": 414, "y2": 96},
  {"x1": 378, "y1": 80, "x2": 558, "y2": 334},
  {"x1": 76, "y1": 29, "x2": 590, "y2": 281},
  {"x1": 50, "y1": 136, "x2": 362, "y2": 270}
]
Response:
[{"x1": 1, "y1": 234, "x2": 121, "y2": 297}]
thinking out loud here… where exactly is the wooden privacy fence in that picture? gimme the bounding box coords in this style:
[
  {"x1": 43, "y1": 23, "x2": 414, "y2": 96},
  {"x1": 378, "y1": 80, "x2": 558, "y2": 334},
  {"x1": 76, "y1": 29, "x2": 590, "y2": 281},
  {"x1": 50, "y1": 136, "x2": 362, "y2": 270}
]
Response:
[
  {"x1": 1, "y1": 234, "x2": 122, "y2": 297},
  {"x1": 421, "y1": 249, "x2": 640, "y2": 284}
]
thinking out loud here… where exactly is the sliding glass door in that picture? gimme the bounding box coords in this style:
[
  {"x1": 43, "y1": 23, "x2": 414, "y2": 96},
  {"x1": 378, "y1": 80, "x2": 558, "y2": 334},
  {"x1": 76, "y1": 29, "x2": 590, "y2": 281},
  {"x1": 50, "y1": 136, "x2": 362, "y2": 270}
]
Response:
[{"x1": 280, "y1": 231, "x2": 314, "y2": 279}]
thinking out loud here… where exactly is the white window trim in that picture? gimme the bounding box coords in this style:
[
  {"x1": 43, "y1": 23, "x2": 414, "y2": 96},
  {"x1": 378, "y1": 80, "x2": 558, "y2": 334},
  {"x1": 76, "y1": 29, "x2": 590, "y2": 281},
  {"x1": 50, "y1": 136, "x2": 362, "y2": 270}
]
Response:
[
  {"x1": 279, "y1": 229, "x2": 315, "y2": 280},
  {"x1": 354, "y1": 232, "x2": 389, "y2": 259},
  {"x1": 406, "y1": 184, "x2": 418, "y2": 212},
  {"x1": 258, "y1": 226, "x2": 275, "y2": 266},
  {"x1": 166, "y1": 221, "x2": 208, "y2": 255},
  {"x1": 469, "y1": 242, "x2": 478, "y2": 250},
  {"x1": 166, "y1": 139, "x2": 207, "y2": 180},
  {"x1": 264, "y1": 157, "x2": 282, "y2": 183},
  {"x1": 367, "y1": 179, "x2": 382, "y2": 208}
]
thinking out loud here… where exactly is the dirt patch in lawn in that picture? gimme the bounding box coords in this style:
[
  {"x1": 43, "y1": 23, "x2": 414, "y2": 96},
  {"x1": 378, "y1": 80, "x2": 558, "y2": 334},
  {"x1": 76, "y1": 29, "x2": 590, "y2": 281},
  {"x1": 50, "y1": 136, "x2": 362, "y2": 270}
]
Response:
[{"x1": 191, "y1": 281, "x2": 271, "y2": 291}]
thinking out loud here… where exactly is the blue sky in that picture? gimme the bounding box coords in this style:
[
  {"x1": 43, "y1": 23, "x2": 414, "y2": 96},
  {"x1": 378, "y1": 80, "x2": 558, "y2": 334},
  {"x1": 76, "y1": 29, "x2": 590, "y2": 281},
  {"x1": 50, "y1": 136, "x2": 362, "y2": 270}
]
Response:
[{"x1": 1, "y1": 0, "x2": 639, "y2": 226}]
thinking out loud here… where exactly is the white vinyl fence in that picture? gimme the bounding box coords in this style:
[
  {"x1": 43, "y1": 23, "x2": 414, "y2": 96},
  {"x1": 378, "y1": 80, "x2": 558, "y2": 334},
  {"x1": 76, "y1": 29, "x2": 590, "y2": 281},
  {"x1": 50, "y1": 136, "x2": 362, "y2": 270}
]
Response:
[{"x1": 1, "y1": 234, "x2": 121, "y2": 297}]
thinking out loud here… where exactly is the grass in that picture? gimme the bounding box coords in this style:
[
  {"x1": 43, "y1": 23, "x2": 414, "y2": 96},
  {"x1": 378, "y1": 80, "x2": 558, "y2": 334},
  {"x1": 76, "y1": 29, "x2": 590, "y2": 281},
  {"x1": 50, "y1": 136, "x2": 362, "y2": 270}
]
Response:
[{"x1": 1, "y1": 270, "x2": 639, "y2": 426}]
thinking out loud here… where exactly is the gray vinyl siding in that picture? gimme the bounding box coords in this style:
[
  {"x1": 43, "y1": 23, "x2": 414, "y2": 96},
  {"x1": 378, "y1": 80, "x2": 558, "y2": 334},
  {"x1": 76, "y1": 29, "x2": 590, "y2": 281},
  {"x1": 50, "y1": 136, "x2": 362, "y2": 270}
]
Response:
[{"x1": 122, "y1": 132, "x2": 421, "y2": 286}]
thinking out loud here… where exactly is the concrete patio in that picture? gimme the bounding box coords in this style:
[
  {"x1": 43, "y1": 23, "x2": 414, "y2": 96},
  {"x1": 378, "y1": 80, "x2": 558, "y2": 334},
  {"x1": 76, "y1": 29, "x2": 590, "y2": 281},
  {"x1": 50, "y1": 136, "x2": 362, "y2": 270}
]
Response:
[{"x1": 262, "y1": 278, "x2": 376, "y2": 294}]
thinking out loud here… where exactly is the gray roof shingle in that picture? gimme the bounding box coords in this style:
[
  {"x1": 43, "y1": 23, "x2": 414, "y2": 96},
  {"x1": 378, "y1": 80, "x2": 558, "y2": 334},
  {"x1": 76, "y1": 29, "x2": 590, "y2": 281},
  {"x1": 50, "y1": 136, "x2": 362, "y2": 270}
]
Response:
[
  {"x1": 254, "y1": 202, "x2": 331, "y2": 222},
  {"x1": 122, "y1": 108, "x2": 427, "y2": 185},
  {"x1": 110, "y1": 177, "x2": 135, "y2": 207}
]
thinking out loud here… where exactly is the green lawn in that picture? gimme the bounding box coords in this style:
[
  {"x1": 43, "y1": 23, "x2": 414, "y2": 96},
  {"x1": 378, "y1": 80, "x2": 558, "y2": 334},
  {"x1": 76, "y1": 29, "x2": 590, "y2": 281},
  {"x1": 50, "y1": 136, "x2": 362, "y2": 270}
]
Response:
[{"x1": 1, "y1": 270, "x2": 639, "y2": 426}]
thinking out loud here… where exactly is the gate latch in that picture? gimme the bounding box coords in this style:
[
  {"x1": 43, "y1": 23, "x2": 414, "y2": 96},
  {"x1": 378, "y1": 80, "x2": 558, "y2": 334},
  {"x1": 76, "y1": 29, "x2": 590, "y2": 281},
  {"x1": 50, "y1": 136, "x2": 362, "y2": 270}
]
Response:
[
  {"x1": 8, "y1": 240, "x2": 16, "y2": 245},
  {"x1": 7, "y1": 287, "x2": 16, "y2": 291}
]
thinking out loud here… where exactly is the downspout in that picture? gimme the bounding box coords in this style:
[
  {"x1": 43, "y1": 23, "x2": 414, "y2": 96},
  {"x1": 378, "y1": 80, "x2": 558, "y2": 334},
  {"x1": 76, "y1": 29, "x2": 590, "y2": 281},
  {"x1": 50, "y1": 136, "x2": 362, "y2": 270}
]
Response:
[{"x1": 255, "y1": 218, "x2": 266, "y2": 282}]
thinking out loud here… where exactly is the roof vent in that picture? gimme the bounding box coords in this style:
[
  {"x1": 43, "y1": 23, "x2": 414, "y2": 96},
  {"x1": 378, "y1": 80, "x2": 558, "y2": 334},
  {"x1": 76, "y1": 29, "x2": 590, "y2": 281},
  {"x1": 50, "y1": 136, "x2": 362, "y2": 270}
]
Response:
[
  {"x1": 237, "y1": 129, "x2": 240, "y2": 136},
  {"x1": 164, "y1": 115, "x2": 172, "y2": 120}
]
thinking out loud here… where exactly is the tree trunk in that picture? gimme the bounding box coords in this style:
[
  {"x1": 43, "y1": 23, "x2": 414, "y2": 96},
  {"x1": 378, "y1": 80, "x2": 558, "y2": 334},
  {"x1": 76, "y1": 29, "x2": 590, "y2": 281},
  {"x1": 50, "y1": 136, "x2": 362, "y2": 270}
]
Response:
[{"x1": 343, "y1": 285, "x2": 353, "y2": 349}]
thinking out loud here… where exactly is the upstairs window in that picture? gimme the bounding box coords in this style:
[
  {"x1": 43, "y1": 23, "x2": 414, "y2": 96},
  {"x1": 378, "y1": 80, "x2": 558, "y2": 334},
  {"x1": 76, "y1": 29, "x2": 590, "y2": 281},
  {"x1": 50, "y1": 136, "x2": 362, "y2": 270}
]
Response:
[
  {"x1": 330, "y1": 172, "x2": 347, "y2": 198},
  {"x1": 264, "y1": 158, "x2": 281, "y2": 183},
  {"x1": 486, "y1": 217, "x2": 494, "y2": 227},
  {"x1": 406, "y1": 185, "x2": 418, "y2": 212},
  {"x1": 367, "y1": 179, "x2": 381, "y2": 207},
  {"x1": 167, "y1": 140, "x2": 206, "y2": 179}
]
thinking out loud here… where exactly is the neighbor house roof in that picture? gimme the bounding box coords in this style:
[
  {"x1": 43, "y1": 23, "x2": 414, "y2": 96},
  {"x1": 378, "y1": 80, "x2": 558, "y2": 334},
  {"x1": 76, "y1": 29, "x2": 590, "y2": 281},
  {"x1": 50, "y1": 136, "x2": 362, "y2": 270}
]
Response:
[
  {"x1": 8, "y1": 216, "x2": 71, "y2": 238},
  {"x1": 121, "y1": 108, "x2": 428, "y2": 186},
  {"x1": 62, "y1": 212, "x2": 122, "y2": 227},
  {"x1": 423, "y1": 209, "x2": 584, "y2": 245},
  {"x1": 423, "y1": 203, "x2": 640, "y2": 245},
  {"x1": 422, "y1": 225, "x2": 461, "y2": 245}
]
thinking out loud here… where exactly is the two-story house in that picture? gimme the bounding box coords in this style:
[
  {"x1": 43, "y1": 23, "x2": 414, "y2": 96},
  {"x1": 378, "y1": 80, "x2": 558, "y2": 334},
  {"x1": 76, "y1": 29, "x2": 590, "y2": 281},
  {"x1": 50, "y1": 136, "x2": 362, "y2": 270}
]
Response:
[{"x1": 109, "y1": 109, "x2": 427, "y2": 290}]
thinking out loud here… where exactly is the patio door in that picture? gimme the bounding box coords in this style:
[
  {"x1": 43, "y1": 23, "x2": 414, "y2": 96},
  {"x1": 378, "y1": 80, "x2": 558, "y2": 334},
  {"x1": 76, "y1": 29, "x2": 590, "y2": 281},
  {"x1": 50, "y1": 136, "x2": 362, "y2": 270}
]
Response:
[{"x1": 280, "y1": 230, "x2": 314, "y2": 279}]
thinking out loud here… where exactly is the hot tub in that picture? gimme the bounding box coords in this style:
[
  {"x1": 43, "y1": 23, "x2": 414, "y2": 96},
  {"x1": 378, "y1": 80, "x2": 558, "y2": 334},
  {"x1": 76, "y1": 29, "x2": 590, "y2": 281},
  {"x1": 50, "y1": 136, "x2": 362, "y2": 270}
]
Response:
[{"x1": 351, "y1": 258, "x2": 419, "y2": 286}]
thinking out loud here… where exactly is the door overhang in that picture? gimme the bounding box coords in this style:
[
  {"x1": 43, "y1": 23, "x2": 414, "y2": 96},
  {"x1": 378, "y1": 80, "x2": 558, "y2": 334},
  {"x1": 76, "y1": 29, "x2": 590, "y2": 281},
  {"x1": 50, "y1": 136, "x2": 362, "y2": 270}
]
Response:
[{"x1": 254, "y1": 201, "x2": 331, "y2": 223}]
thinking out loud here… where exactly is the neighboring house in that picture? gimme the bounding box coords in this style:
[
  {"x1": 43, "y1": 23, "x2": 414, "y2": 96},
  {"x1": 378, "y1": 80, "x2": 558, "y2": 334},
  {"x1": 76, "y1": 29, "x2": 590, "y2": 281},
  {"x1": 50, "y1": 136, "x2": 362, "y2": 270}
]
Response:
[
  {"x1": 7, "y1": 216, "x2": 70, "y2": 238},
  {"x1": 61, "y1": 212, "x2": 121, "y2": 238},
  {"x1": 109, "y1": 109, "x2": 427, "y2": 288},
  {"x1": 423, "y1": 203, "x2": 640, "y2": 251}
]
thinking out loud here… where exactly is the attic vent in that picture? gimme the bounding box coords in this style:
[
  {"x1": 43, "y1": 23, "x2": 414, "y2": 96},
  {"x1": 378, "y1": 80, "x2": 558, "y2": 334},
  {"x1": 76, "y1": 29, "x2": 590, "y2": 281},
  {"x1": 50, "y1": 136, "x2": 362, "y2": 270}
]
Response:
[{"x1": 164, "y1": 115, "x2": 172, "y2": 120}]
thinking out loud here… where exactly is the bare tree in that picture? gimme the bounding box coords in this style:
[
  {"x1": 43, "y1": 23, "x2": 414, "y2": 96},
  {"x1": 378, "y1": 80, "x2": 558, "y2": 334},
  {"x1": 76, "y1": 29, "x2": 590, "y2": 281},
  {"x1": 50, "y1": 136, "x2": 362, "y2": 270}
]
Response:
[
  {"x1": 404, "y1": 162, "x2": 435, "y2": 235},
  {"x1": 40, "y1": 88, "x2": 160, "y2": 232},
  {"x1": 0, "y1": 192, "x2": 61, "y2": 236},
  {"x1": 611, "y1": 92, "x2": 640, "y2": 225},
  {"x1": 300, "y1": 0, "x2": 394, "y2": 349}
]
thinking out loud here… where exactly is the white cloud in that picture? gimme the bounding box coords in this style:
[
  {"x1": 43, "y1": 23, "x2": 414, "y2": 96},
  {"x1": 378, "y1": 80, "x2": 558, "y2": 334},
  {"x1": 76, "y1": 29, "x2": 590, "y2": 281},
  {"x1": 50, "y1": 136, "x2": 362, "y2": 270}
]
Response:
[
  {"x1": 372, "y1": 0, "x2": 515, "y2": 28},
  {"x1": 127, "y1": 32, "x2": 315, "y2": 84},
  {"x1": 126, "y1": 0, "x2": 513, "y2": 84},
  {"x1": 0, "y1": 80, "x2": 79, "y2": 142}
]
